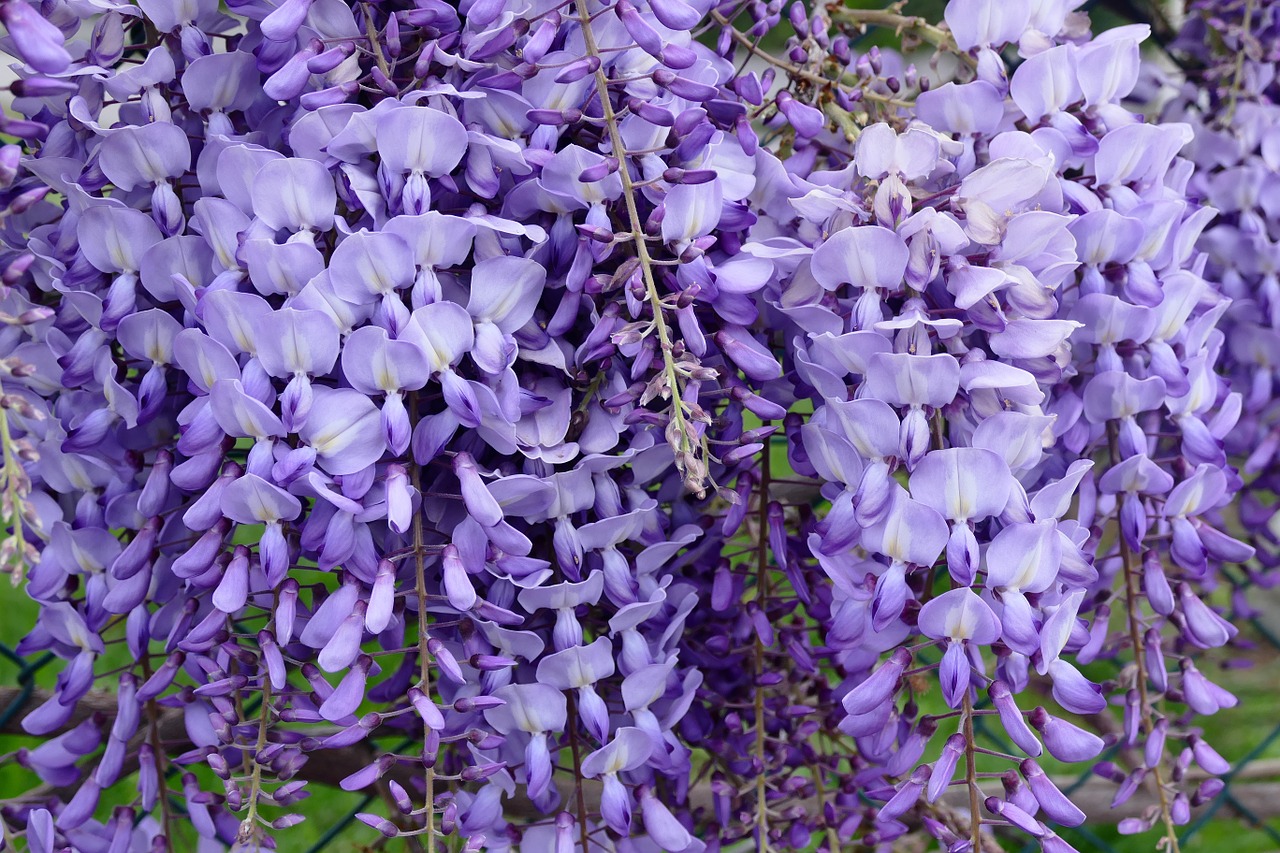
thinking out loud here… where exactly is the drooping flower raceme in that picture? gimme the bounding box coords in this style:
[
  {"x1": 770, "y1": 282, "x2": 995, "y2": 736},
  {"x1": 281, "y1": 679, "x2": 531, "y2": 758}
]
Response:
[{"x1": 0, "y1": 0, "x2": 1264, "y2": 851}]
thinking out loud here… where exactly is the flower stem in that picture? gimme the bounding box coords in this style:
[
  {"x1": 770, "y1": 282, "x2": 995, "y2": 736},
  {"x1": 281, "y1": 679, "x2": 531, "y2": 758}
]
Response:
[
  {"x1": 362, "y1": 3, "x2": 393, "y2": 79},
  {"x1": 827, "y1": 4, "x2": 973, "y2": 65},
  {"x1": 565, "y1": 693, "x2": 592, "y2": 852},
  {"x1": 572, "y1": 0, "x2": 709, "y2": 496},
  {"x1": 408, "y1": 392, "x2": 437, "y2": 853},
  {"x1": 238, "y1": 680, "x2": 273, "y2": 849},
  {"x1": 140, "y1": 653, "x2": 176, "y2": 849},
  {"x1": 711, "y1": 11, "x2": 908, "y2": 107},
  {"x1": 1108, "y1": 423, "x2": 1181, "y2": 853},
  {"x1": 753, "y1": 421, "x2": 772, "y2": 853},
  {"x1": 961, "y1": 691, "x2": 982, "y2": 853},
  {"x1": 0, "y1": 380, "x2": 29, "y2": 587},
  {"x1": 1223, "y1": 0, "x2": 1256, "y2": 125}
]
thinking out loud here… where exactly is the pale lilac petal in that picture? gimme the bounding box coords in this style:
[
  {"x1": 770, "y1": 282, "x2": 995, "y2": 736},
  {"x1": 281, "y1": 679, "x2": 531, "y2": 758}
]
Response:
[
  {"x1": 918, "y1": 588, "x2": 1001, "y2": 644},
  {"x1": 300, "y1": 387, "x2": 386, "y2": 475},
  {"x1": 377, "y1": 106, "x2": 469, "y2": 176},
  {"x1": 811, "y1": 226, "x2": 909, "y2": 291}
]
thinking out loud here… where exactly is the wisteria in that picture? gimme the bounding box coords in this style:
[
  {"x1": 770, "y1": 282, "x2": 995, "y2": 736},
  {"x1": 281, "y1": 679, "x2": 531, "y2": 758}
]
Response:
[
  {"x1": 0, "y1": 0, "x2": 1269, "y2": 851},
  {"x1": 1161, "y1": 0, "x2": 1280, "y2": 581}
]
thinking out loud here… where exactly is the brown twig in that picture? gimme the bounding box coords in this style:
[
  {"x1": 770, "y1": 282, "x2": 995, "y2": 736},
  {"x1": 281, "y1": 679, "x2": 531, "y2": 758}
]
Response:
[{"x1": 1108, "y1": 422, "x2": 1181, "y2": 853}]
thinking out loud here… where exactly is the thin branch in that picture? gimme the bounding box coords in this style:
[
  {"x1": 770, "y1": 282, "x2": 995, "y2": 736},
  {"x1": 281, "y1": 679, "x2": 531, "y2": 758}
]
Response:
[
  {"x1": 710, "y1": 10, "x2": 908, "y2": 107},
  {"x1": 140, "y1": 654, "x2": 176, "y2": 846},
  {"x1": 753, "y1": 421, "x2": 772, "y2": 852},
  {"x1": 1108, "y1": 422, "x2": 1181, "y2": 853},
  {"x1": 1223, "y1": 0, "x2": 1257, "y2": 125},
  {"x1": 237, "y1": 680, "x2": 274, "y2": 849},
  {"x1": 362, "y1": 3, "x2": 393, "y2": 79},
  {"x1": 565, "y1": 693, "x2": 593, "y2": 852},
  {"x1": 827, "y1": 5, "x2": 975, "y2": 68},
  {"x1": 408, "y1": 391, "x2": 438, "y2": 853},
  {"x1": 961, "y1": 692, "x2": 983, "y2": 853},
  {"x1": 0, "y1": 378, "x2": 35, "y2": 587},
  {"x1": 573, "y1": 0, "x2": 710, "y2": 496}
]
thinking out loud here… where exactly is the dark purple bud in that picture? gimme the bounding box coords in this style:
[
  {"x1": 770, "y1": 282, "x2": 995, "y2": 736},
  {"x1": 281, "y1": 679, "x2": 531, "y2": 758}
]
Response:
[
  {"x1": 733, "y1": 72, "x2": 764, "y2": 105},
  {"x1": 1189, "y1": 735, "x2": 1230, "y2": 774},
  {"x1": 615, "y1": 0, "x2": 664, "y2": 57},
  {"x1": 9, "y1": 184, "x2": 49, "y2": 215},
  {"x1": 383, "y1": 10, "x2": 401, "y2": 56},
  {"x1": 1030, "y1": 707, "x2": 1104, "y2": 762},
  {"x1": 110, "y1": 517, "x2": 161, "y2": 580},
  {"x1": 732, "y1": 385, "x2": 787, "y2": 420},
  {"x1": 722, "y1": 442, "x2": 764, "y2": 465},
  {"x1": 1178, "y1": 582, "x2": 1236, "y2": 648},
  {"x1": 0, "y1": 114, "x2": 48, "y2": 140},
  {"x1": 1170, "y1": 792, "x2": 1190, "y2": 825},
  {"x1": 460, "y1": 761, "x2": 508, "y2": 782},
  {"x1": 453, "y1": 695, "x2": 506, "y2": 713},
  {"x1": 627, "y1": 97, "x2": 675, "y2": 127},
  {"x1": 663, "y1": 168, "x2": 718, "y2": 185},
  {"x1": 470, "y1": 654, "x2": 515, "y2": 672},
  {"x1": 990, "y1": 681, "x2": 1041, "y2": 757},
  {"x1": 264, "y1": 43, "x2": 319, "y2": 101},
  {"x1": 843, "y1": 648, "x2": 910, "y2": 715},
  {"x1": 555, "y1": 56, "x2": 600, "y2": 83},
  {"x1": 715, "y1": 328, "x2": 781, "y2": 381},
  {"x1": 651, "y1": 0, "x2": 701, "y2": 28},
  {"x1": 652, "y1": 69, "x2": 719, "y2": 101},
  {"x1": 261, "y1": 0, "x2": 315, "y2": 41},
  {"x1": 387, "y1": 780, "x2": 413, "y2": 815},
  {"x1": 414, "y1": 41, "x2": 436, "y2": 78},
  {"x1": 135, "y1": 451, "x2": 173, "y2": 517},
  {"x1": 735, "y1": 113, "x2": 759, "y2": 155},
  {"x1": 427, "y1": 638, "x2": 466, "y2": 684},
  {"x1": 11, "y1": 76, "x2": 79, "y2": 97},
  {"x1": 1192, "y1": 778, "x2": 1224, "y2": 806},
  {"x1": 1145, "y1": 717, "x2": 1168, "y2": 769},
  {"x1": 3, "y1": 253, "x2": 35, "y2": 285},
  {"x1": 371, "y1": 66, "x2": 399, "y2": 96},
  {"x1": 788, "y1": 2, "x2": 807, "y2": 33},
  {"x1": 526, "y1": 108, "x2": 581, "y2": 126},
  {"x1": 928, "y1": 734, "x2": 966, "y2": 802},
  {"x1": 300, "y1": 81, "x2": 358, "y2": 110},
  {"x1": 985, "y1": 797, "x2": 1045, "y2": 836},
  {"x1": 660, "y1": 44, "x2": 698, "y2": 69},
  {"x1": 356, "y1": 813, "x2": 400, "y2": 838},
  {"x1": 877, "y1": 765, "x2": 929, "y2": 823},
  {"x1": 1093, "y1": 762, "x2": 1126, "y2": 783},
  {"x1": 308, "y1": 42, "x2": 355, "y2": 73},
  {"x1": 579, "y1": 157, "x2": 619, "y2": 182},
  {"x1": 1, "y1": 1, "x2": 73, "y2": 73},
  {"x1": 341, "y1": 754, "x2": 397, "y2": 792},
  {"x1": 1020, "y1": 760, "x2": 1086, "y2": 826},
  {"x1": 775, "y1": 91, "x2": 824, "y2": 137},
  {"x1": 1111, "y1": 769, "x2": 1147, "y2": 808},
  {"x1": 1142, "y1": 550, "x2": 1174, "y2": 615}
]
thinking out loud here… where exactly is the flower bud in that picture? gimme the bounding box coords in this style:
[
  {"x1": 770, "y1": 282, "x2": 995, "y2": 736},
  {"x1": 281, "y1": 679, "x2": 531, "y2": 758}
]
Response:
[
  {"x1": 1020, "y1": 760, "x2": 1086, "y2": 826},
  {"x1": 842, "y1": 648, "x2": 910, "y2": 716}
]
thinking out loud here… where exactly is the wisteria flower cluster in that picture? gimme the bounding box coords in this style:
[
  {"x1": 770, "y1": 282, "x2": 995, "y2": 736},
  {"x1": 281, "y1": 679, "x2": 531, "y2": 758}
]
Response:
[
  {"x1": 1161, "y1": 0, "x2": 1280, "y2": 577},
  {"x1": 0, "y1": 0, "x2": 1264, "y2": 851}
]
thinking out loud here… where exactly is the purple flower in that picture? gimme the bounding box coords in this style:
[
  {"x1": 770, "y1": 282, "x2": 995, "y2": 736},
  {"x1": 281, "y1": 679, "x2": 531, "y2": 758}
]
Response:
[{"x1": 0, "y1": 0, "x2": 1262, "y2": 849}]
